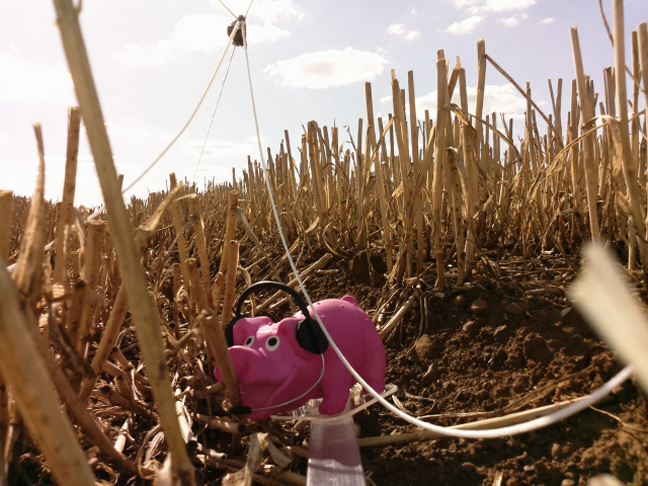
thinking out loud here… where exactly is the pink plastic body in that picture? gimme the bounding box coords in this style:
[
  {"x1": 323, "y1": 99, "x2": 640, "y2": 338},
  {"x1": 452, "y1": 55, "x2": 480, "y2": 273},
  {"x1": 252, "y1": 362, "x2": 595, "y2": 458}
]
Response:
[{"x1": 214, "y1": 296, "x2": 386, "y2": 420}]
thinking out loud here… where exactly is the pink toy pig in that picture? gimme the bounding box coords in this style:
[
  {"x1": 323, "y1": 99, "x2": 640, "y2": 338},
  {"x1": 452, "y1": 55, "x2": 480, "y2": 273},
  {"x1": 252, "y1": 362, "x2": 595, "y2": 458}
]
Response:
[{"x1": 214, "y1": 287, "x2": 386, "y2": 421}]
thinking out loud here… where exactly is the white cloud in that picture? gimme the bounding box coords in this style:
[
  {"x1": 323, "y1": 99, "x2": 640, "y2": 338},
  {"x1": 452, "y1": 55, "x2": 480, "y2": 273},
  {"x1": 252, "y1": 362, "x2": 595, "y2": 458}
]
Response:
[
  {"x1": 265, "y1": 48, "x2": 388, "y2": 89},
  {"x1": 102, "y1": 118, "x2": 263, "y2": 195},
  {"x1": 244, "y1": 0, "x2": 304, "y2": 23},
  {"x1": 115, "y1": 40, "x2": 173, "y2": 66},
  {"x1": 114, "y1": 15, "x2": 230, "y2": 65},
  {"x1": 169, "y1": 15, "x2": 232, "y2": 54},
  {"x1": 541, "y1": 17, "x2": 555, "y2": 24},
  {"x1": 116, "y1": 2, "x2": 300, "y2": 66},
  {"x1": 0, "y1": 52, "x2": 74, "y2": 103},
  {"x1": 185, "y1": 137, "x2": 262, "y2": 160},
  {"x1": 15, "y1": 152, "x2": 100, "y2": 205},
  {"x1": 180, "y1": 136, "x2": 267, "y2": 185},
  {"x1": 447, "y1": 15, "x2": 484, "y2": 34},
  {"x1": 498, "y1": 13, "x2": 528, "y2": 27},
  {"x1": 454, "y1": 0, "x2": 535, "y2": 14},
  {"x1": 105, "y1": 119, "x2": 169, "y2": 142},
  {"x1": 388, "y1": 24, "x2": 405, "y2": 35},
  {"x1": 0, "y1": 132, "x2": 10, "y2": 147},
  {"x1": 170, "y1": 14, "x2": 291, "y2": 52},
  {"x1": 484, "y1": 0, "x2": 535, "y2": 11},
  {"x1": 388, "y1": 24, "x2": 421, "y2": 40},
  {"x1": 415, "y1": 84, "x2": 527, "y2": 120},
  {"x1": 248, "y1": 23, "x2": 294, "y2": 44},
  {"x1": 498, "y1": 16, "x2": 518, "y2": 26},
  {"x1": 209, "y1": 0, "x2": 304, "y2": 24}
]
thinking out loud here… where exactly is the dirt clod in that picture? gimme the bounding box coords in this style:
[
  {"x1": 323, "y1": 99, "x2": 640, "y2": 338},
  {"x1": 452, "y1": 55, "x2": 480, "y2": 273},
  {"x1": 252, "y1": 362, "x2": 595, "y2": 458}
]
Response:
[
  {"x1": 349, "y1": 250, "x2": 387, "y2": 285},
  {"x1": 454, "y1": 294, "x2": 466, "y2": 308},
  {"x1": 493, "y1": 325, "x2": 509, "y2": 342},
  {"x1": 421, "y1": 363, "x2": 439, "y2": 385},
  {"x1": 523, "y1": 332, "x2": 552, "y2": 363},
  {"x1": 471, "y1": 299, "x2": 488, "y2": 314},
  {"x1": 462, "y1": 320, "x2": 478, "y2": 336},
  {"x1": 505, "y1": 302, "x2": 526, "y2": 316},
  {"x1": 413, "y1": 334, "x2": 436, "y2": 364}
]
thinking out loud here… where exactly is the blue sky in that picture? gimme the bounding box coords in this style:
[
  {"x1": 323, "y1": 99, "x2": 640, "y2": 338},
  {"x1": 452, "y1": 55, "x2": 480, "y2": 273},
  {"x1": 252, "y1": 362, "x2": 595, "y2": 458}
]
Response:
[{"x1": 1, "y1": 0, "x2": 646, "y2": 206}]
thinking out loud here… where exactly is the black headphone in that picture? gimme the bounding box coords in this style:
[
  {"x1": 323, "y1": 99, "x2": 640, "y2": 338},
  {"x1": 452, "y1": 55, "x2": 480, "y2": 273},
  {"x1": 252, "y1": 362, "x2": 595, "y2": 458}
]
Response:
[{"x1": 225, "y1": 281, "x2": 329, "y2": 355}]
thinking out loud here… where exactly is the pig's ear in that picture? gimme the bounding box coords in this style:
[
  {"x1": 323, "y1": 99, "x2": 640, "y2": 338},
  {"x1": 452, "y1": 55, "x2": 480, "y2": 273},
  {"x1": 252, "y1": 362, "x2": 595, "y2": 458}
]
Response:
[
  {"x1": 226, "y1": 316, "x2": 273, "y2": 346},
  {"x1": 276, "y1": 317, "x2": 329, "y2": 355},
  {"x1": 296, "y1": 318, "x2": 329, "y2": 354}
]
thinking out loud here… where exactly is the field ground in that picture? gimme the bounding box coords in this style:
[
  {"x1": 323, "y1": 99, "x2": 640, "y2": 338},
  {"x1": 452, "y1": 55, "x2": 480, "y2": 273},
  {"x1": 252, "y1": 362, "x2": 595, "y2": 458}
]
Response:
[
  {"x1": 193, "y1": 244, "x2": 648, "y2": 486},
  {"x1": 5, "y1": 4, "x2": 648, "y2": 482},
  {"x1": 5, "y1": 198, "x2": 648, "y2": 486},
  {"x1": 349, "y1": 251, "x2": 648, "y2": 486}
]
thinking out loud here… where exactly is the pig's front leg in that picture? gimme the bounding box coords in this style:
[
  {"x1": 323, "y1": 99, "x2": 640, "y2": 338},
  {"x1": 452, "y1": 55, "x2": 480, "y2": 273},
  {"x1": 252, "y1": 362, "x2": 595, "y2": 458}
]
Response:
[{"x1": 318, "y1": 384, "x2": 351, "y2": 415}]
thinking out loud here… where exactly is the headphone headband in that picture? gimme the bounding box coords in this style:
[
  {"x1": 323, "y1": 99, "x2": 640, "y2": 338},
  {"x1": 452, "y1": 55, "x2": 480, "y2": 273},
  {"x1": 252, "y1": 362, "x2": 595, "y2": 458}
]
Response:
[
  {"x1": 234, "y1": 281, "x2": 315, "y2": 324},
  {"x1": 223, "y1": 281, "x2": 329, "y2": 416}
]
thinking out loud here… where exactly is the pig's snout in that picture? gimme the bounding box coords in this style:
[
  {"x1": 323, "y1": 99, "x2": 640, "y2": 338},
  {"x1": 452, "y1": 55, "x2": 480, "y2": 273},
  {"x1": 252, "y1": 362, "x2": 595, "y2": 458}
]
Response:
[
  {"x1": 228, "y1": 346, "x2": 252, "y2": 376},
  {"x1": 219, "y1": 346, "x2": 282, "y2": 386},
  {"x1": 214, "y1": 346, "x2": 250, "y2": 383}
]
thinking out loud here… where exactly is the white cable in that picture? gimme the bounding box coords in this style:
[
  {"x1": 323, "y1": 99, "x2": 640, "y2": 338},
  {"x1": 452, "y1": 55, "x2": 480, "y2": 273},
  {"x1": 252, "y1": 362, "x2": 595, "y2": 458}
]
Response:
[
  {"x1": 245, "y1": 0, "x2": 255, "y2": 17},
  {"x1": 217, "y1": 0, "x2": 237, "y2": 18},
  {"x1": 247, "y1": 355, "x2": 326, "y2": 413},
  {"x1": 193, "y1": 47, "x2": 237, "y2": 181},
  {"x1": 242, "y1": 21, "x2": 636, "y2": 439},
  {"x1": 272, "y1": 384, "x2": 399, "y2": 423},
  {"x1": 7, "y1": 20, "x2": 244, "y2": 274},
  {"x1": 121, "y1": 20, "x2": 241, "y2": 197}
]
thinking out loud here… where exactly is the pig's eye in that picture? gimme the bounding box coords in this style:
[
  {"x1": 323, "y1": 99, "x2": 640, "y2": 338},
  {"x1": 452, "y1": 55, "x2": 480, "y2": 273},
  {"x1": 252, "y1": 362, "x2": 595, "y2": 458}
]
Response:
[
  {"x1": 244, "y1": 336, "x2": 255, "y2": 347},
  {"x1": 265, "y1": 336, "x2": 280, "y2": 351}
]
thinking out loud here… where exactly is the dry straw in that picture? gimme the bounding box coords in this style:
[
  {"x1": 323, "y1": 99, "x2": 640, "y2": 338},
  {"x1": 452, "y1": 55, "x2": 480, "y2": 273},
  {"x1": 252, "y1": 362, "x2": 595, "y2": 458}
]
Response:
[
  {"x1": 571, "y1": 243, "x2": 648, "y2": 394},
  {"x1": 0, "y1": 0, "x2": 646, "y2": 482},
  {"x1": 239, "y1": 0, "x2": 648, "y2": 296},
  {"x1": 0, "y1": 191, "x2": 12, "y2": 263},
  {"x1": 53, "y1": 107, "x2": 81, "y2": 285},
  {"x1": 0, "y1": 127, "x2": 96, "y2": 485},
  {"x1": 52, "y1": 0, "x2": 194, "y2": 483}
]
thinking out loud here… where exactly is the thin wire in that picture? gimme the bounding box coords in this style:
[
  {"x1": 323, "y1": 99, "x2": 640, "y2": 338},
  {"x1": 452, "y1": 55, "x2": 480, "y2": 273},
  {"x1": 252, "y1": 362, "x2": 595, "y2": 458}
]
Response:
[
  {"x1": 242, "y1": 20, "x2": 637, "y2": 439},
  {"x1": 7, "y1": 20, "x2": 244, "y2": 274},
  {"x1": 121, "y1": 20, "x2": 241, "y2": 197},
  {"x1": 272, "y1": 384, "x2": 399, "y2": 423},
  {"x1": 217, "y1": 0, "x2": 237, "y2": 18},
  {"x1": 192, "y1": 46, "x2": 237, "y2": 181},
  {"x1": 245, "y1": 0, "x2": 255, "y2": 18},
  {"x1": 249, "y1": 355, "x2": 326, "y2": 412}
]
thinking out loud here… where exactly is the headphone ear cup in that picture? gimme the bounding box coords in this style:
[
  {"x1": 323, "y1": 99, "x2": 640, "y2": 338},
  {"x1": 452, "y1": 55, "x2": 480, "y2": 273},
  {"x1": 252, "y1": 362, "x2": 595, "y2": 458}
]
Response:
[
  {"x1": 225, "y1": 317, "x2": 242, "y2": 347},
  {"x1": 296, "y1": 319, "x2": 329, "y2": 354}
]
